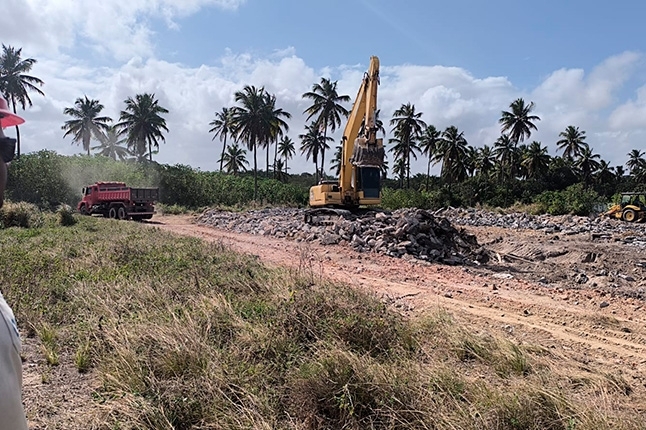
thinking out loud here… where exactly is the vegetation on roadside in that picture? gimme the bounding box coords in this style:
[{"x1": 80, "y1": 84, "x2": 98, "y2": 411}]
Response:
[
  {"x1": 3, "y1": 150, "x2": 626, "y2": 216},
  {"x1": 1, "y1": 214, "x2": 643, "y2": 429}
]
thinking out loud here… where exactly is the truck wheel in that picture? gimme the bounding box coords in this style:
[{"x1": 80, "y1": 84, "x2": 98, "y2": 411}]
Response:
[
  {"x1": 622, "y1": 208, "x2": 636, "y2": 222},
  {"x1": 108, "y1": 207, "x2": 118, "y2": 219},
  {"x1": 80, "y1": 205, "x2": 89, "y2": 216},
  {"x1": 117, "y1": 206, "x2": 127, "y2": 220}
]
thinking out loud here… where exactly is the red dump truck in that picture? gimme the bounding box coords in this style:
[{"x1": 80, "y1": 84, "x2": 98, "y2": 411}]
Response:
[{"x1": 77, "y1": 182, "x2": 159, "y2": 220}]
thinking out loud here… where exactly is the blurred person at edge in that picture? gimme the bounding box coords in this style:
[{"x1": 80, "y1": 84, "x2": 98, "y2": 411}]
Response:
[{"x1": 0, "y1": 97, "x2": 29, "y2": 430}]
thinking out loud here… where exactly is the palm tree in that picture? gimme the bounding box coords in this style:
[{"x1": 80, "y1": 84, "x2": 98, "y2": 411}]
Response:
[
  {"x1": 330, "y1": 145, "x2": 342, "y2": 176},
  {"x1": 521, "y1": 141, "x2": 550, "y2": 180},
  {"x1": 575, "y1": 146, "x2": 601, "y2": 187},
  {"x1": 556, "y1": 125, "x2": 587, "y2": 162},
  {"x1": 0, "y1": 45, "x2": 45, "y2": 157},
  {"x1": 419, "y1": 124, "x2": 440, "y2": 190},
  {"x1": 380, "y1": 154, "x2": 390, "y2": 181},
  {"x1": 62, "y1": 96, "x2": 112, "y2": 155},
  {"x1": 230, "y1": 85, "x2": 274, "y2": 199},
  {"x1": 626, "y1": 149, "x2": 646, "y2": 176},
  {"x1": 493, "y1": 134, "x2": 519, "y2": 181},
  {"x1": 273, "y1": 159, "x2": 288, "y2": 182},
  {"x1": 595, "y1": 160, "x2": 615, "y2": 186},
  {"x1": 392, "y1": 157, "x2": 407, "y2": 188},
  {"x1": 300, "y1": 122, "x2": 332, "y2": 181},
  {"x1": 91, "y1": 125, "x2": 131, "y2": 160},
  {"x1": 499, "y1": 98, "x2": 540, "y2": 144},
  {"x1": 475, "y1": 145, "x2": 496, "y2": 178},
  {"x1": 435, "y1": 125, "x2": 468, "y2": 185},
  {"x1": 302, "y1": 77, "x2": 350, "y2": 178},
  {"x1": 389, "y1": 103, "x2": 426, "y2": 188},
  {"x1": 464, "y1": 145, "x2": 478, "y2": 178},
  {"x1": 614, "y1": 165, "x2": 625, "y2": 180},
  {"x1": 218, "y1": 143, "x2": 249, "y2": 175},
  {"x1": 209, "y1": 107, "x2": 234, "y2": 172},
  {"x1": 263, "y1": 93, "x2": 291, "y2": 178},
  {"x1": 277, "y1": 136, "x2": 295, "y2": 175},
  {"x1": 116, "y1": 93, "x2": 169, "y2": 162}
]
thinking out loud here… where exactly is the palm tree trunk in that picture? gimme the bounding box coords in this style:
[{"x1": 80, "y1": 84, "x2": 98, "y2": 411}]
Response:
[
  {"x1": 273, "y1": 138, "x2": 278, "y2": 179},
  {"x1": 10, "y1": 98, "x2": 20, "y2": 158},
  {"x1": 149, "y1": 141, "x2": 153, "y2": 162},
  {"x1": 406, "y1": 141, "x2": 411, "y2": 189},
  {"x1": 426, "y1": 158, "x2": 431, "y2": 191},
  {"x1": 266, "y1": 142, "x2": 270, "y2": 178},
  {"x1": 15, "y1": 126, "x2": 21, "y2": 158},
  {"x1": 219, "y1": 133, "x2": 227, "y2": 171},
  {"x1": 253, "y1": 140, "x2": 258, "y2": 201},
  {"x1": 321, "y1": 123, "x2": 328, "y2": 181}
]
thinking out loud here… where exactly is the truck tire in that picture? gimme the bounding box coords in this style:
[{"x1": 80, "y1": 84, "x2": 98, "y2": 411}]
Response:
[
  {"x1": 108, "y1": 207, "x2": 118, "y2": 219},
  {"x1": 622, "y1": 208, "x2": 636, "y2": 222},
  {"x1": 79, "y1": 205, "x2": 89, "y2": 216},
  {"x1": 117, "y1": 206, "x2": 127, "y2": 220}
]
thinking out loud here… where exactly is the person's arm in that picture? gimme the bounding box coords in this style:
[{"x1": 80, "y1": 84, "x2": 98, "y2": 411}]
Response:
[{"x1": 0, "y1": 293, "x2": 28, "y2": 430}]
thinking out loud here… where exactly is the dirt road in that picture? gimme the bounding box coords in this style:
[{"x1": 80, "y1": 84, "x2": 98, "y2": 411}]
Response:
[{"x1": 153, "y1": 214, "x2": 646, "y2": 394}]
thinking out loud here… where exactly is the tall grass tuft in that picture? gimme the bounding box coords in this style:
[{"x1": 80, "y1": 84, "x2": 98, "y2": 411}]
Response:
[
  {"x1": 0, "y1": 201, "x2": 43, "y2": 228},
  {"x1": 57, "y1": 204, "x2": 77, "y2": 226}
]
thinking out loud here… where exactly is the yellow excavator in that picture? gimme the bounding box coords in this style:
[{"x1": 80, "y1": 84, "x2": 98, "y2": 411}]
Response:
[
  {"x1": 307, "y1": 56, "x2": 385, "y2": 214},
  {"x1": 602, "y1": 192, "x2": 646, "y2": 222}
]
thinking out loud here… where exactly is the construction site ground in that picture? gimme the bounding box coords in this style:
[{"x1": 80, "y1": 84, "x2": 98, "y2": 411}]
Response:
[
  {"x1": 153, "y1": 214, "x2": 646, "y2": 402},
  {"x1": 20, "y1": 212, "x2": 646, "y2": 428}
]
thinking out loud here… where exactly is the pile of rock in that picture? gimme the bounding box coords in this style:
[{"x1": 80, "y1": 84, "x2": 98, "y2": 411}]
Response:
[
  {"x1": 197, "y1": 208, "x2": 489, "y2": 265},
  {"x1": 439, "y1": 207, "x2": 646, "y2": 243}
]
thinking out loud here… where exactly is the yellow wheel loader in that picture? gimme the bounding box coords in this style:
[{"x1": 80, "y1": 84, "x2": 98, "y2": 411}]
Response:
[{"x1": 602, "y1": 192, "x2": 646, "y2": 222}]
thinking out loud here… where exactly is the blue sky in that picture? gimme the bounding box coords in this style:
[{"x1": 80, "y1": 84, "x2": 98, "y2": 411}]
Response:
[
  {"x1": 156, "y1": 1, "x2": 646, "y2": 86},
  {"x1": 4, "y1": 0, "x2": 646, "y2": 176}
]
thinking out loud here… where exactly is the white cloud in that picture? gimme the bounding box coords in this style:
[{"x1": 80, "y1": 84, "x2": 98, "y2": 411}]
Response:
[
  {"x1": 609, "y1": 85, "x2": 646, "y2": 129},
  {"x1": 3, "y1": 0, "x2": 246, "y2": 60}
]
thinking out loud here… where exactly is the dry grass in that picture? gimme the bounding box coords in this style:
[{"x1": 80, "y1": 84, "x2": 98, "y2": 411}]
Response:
[{"x1": 0, "y1": 215, "x2": 644, "y2": 429}]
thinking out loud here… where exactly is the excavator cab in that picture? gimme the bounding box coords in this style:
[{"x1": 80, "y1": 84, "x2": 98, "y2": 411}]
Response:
[{"x1": 356, "y1": 167, "x2": 381, "y2": 199}]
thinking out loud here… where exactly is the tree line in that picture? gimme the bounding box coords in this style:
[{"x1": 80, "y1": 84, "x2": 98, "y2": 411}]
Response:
[{"x1": 2, "y1": 44, "x2": 646, "y2": 209}]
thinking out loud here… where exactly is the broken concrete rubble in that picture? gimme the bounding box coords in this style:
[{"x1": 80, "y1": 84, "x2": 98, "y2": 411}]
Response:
[{"x1": 197, "y1": 208, "x2": 490, "y2": 265}]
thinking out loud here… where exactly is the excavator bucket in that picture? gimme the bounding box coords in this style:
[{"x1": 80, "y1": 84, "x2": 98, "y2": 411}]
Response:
[{"x1": 350, "y1": 137, "x2": 385, "y2": 168}]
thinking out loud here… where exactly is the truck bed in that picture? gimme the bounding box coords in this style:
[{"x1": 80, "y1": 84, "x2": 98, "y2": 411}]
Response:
[
  {"x1": 130, "y1": 188, "x2": 159, "y2": 201},
  {"x1": 95, "y1": 187, "x2": 159, "y2": 202}
]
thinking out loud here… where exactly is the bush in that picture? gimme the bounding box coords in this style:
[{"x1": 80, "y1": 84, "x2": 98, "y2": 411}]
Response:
[
  {"x1": 6, "y1": 151, "x2": 78, "y2": 208},
  {"x1": 0, "y1": 201, "x2": 44, "y2": 228},
  {"x1": 57, "y1": 205, "x2": 77, "y2": 226},
  {"x1": 381, "y1": 188, "x2": 430, "y2": 210},
  {"x1": 533, "y1": 183, "x2": 602, "y2": 215}
]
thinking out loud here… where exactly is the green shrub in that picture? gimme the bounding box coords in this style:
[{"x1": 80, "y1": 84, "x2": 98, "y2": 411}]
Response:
[
  {"x1": 57, "y1": 205, "x2": 77, "y2": 226},
  {"x1": 6, "y1": 150, "x2": 78, "y2": 208},
  {"x1": 533, "y1": 183, "x2": 602, "y2": 215},
  {"x1": 381, "y1": 188, "x2": 429, "y2": 210}
]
